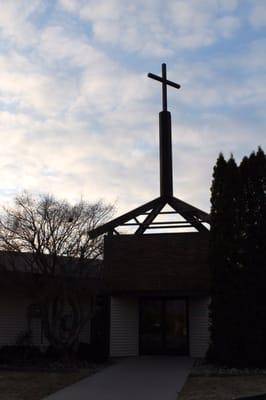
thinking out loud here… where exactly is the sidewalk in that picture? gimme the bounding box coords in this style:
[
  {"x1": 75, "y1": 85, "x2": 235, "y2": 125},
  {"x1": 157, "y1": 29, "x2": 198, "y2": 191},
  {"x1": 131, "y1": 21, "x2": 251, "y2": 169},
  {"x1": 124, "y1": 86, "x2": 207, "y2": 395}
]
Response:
[{"x1": 43, "y1": 356, "x2": 193, "y2": 400}]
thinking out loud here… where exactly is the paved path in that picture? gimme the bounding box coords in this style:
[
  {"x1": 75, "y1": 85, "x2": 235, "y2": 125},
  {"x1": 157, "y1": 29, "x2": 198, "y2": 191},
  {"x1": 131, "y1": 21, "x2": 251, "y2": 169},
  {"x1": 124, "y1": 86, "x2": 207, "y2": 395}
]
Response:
[{"x1": 43, "y1": 356, "x2": 193, "y2": 400}]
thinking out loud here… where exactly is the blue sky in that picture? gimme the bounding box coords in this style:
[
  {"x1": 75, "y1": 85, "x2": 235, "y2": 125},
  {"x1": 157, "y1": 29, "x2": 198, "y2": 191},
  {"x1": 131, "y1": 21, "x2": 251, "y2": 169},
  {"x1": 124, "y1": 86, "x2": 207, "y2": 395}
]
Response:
[{"x1": 0, "y1": 0, "x2": 265, "y2": 215}]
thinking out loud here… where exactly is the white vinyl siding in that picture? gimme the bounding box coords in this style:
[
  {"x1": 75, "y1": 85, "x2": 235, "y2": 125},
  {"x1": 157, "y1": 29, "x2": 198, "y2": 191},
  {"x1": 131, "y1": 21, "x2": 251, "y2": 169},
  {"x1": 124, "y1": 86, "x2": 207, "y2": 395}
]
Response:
[
  {"x1": 0, "y1": 293, "x2": 91, "y2": 347},
  {"x1": 189, "y1": 296, "x2": 210, "y2": 358},
  {"x1": 110, "y1": 296, "x2": 139, "y2": 357},
  {"x1": 0, "y1": 293, "x2": 29, "y2": 346}
]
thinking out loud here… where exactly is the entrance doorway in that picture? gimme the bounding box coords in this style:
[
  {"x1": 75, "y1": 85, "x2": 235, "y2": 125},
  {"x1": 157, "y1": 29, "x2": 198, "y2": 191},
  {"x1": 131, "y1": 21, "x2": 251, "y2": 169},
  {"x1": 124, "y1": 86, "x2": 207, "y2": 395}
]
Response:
[{"x1": 139, "y1": 298, "x2": 188, "y2": 355}]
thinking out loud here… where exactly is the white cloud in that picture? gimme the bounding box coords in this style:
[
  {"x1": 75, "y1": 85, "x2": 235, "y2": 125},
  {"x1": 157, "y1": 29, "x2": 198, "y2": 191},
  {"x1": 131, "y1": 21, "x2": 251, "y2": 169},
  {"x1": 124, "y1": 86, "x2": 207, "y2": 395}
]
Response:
[
  {"x1": 39, "y1": 25, "x2": 108, "y2": 67},
  {"x1": 0, "y1": 0, "x2": 264, "y2": 218},
  {"x1": 250, "y1": 0, "x2": 266, "y2": 28},
  {"x1": 0, "y1": 1, "x2": 41, "y2": 47},
  {"x1": 59, "y1": 0, "x2": 241, "y2": 55},
  {"x1": 217, "y1": 0, "x2": 238, "y2": 12},
  {"x1": 216, "y1": 16, "x2": 240, "y2": 37}
]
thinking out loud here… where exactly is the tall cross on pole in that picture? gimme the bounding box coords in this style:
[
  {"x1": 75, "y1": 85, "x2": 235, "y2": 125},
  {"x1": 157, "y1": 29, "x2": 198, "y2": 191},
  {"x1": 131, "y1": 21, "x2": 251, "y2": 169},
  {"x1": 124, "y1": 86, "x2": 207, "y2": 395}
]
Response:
[
  {"x1": 147, "y1": 63, "x2": 181, "y2": 198},
  {"x1": 148, "y1": 63, "x2": 181, "y2": 111}
]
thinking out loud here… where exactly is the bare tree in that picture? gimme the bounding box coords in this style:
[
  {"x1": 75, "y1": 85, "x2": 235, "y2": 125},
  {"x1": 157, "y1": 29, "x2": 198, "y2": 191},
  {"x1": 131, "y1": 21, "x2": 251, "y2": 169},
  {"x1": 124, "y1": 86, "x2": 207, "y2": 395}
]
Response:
[{"x1": 0, "y1": 192, "x2": 113, "y2": 352}]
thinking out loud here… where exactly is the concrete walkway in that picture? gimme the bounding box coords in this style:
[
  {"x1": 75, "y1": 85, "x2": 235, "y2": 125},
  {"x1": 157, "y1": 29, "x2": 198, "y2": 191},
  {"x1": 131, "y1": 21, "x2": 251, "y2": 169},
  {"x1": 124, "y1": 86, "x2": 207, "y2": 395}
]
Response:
[{"x1": 43, "y1": 356, "x2": 193, "y2": 400}]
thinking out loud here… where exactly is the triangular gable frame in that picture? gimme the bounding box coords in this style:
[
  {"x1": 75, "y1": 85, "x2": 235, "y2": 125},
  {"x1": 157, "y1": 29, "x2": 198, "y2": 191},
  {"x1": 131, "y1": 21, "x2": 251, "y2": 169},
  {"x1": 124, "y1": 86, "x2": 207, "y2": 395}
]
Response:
[{"x1": 89, "y1": 196, "x2": 210, "y2": 238}]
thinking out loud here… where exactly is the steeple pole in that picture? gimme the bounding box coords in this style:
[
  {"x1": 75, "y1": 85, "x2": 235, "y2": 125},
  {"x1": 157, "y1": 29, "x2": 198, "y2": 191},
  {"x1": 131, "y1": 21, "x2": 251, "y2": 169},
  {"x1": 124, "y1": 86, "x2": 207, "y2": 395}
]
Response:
[
  {"x1": 159, "y1": 108, "x2": 173, "y2": 197},
  {"x1": 148, "y1": 63, "x2": 181, "y2": 198}
]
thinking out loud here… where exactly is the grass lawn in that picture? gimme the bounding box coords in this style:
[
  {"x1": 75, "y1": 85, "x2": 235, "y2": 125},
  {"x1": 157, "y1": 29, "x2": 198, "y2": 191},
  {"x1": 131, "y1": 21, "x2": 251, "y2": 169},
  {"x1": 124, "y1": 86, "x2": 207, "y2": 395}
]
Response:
[
  {"x1": 0, "y1": 369, "x2": 93, "y2": 400},
  {"x1": 178, "y1": 375, "x2": 266, "y2": 400}
]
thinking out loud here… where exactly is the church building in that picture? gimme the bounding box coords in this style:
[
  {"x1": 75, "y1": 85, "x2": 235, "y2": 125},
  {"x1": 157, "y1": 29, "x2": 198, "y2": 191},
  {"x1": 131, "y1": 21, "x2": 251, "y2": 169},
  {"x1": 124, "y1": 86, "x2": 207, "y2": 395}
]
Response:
[{"x1": 89, "y1": 64, "x2": 211, "y2": 358}]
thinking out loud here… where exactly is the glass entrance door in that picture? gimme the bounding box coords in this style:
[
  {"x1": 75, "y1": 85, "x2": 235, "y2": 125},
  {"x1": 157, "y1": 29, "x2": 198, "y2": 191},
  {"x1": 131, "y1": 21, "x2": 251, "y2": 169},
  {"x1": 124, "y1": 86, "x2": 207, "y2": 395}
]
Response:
[
  {"x1": 140, "y1": 298, "x2": 188, "y2": 355},
  {"x1": 165, "y1": 299, "x2": 188, "y2": 354},
  {"x1": 139, "y1": 299, "x2": 163, "y2": 354}
]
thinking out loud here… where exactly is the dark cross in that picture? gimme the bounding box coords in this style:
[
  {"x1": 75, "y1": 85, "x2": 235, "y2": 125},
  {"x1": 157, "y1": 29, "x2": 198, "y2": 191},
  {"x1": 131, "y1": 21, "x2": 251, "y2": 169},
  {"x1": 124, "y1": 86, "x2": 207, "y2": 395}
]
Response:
[
  {"x1": 147, "y1": 63, "x2": 181, "y2": 198},
  {"x1": 148, "y1": 63, "x2": 181, "y2": 111}
]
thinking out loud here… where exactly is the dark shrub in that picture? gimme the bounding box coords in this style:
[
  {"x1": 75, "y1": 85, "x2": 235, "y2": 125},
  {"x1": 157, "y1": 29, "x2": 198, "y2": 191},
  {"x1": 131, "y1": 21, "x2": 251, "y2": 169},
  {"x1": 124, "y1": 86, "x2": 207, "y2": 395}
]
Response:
[
  {"x1": 77, "y1": 342, "x2": 92, "y2": 361},
  {"x1": 0, "y1": 345, "x2": 41, "y2": 364},
  {"x1": 45, "y1": 346, "x2": 66, "y2": 361}
]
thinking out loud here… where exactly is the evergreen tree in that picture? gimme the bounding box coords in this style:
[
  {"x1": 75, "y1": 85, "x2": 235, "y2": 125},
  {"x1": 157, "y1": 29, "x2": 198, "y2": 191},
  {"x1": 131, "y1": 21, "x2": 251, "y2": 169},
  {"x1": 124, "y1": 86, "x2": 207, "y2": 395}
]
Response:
[
  {"x1": 208, "y1": 147, "x2": 266, "y2": 366},
  {"x1": 239, "y1": 148, "x2": 266, "y2": 365},
  {"x1": 208, "y1": 153, "x2": 242, "y2": 365}
]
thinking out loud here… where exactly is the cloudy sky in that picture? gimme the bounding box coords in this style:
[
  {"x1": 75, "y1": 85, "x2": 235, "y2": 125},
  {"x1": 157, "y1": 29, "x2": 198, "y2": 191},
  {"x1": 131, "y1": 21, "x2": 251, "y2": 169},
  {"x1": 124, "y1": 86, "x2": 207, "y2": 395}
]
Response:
[{"x1": 0, "y1": 0, "x2": 265, "y2": 216}]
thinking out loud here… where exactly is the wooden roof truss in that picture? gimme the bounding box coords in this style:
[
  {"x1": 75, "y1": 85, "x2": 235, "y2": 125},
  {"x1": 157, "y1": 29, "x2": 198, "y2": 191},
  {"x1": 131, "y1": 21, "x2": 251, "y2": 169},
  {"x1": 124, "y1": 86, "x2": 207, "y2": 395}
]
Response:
[{"x1": 89, "y1": 195, "x2": 210, "y2": 238}]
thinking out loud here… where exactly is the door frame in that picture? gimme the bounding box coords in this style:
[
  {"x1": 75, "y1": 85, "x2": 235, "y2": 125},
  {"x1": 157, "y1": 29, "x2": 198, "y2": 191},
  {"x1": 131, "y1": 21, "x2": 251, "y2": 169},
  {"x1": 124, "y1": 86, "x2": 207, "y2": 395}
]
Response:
[{"x1": 138, "y1": 296, "x2": 190, "y2": 355}]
